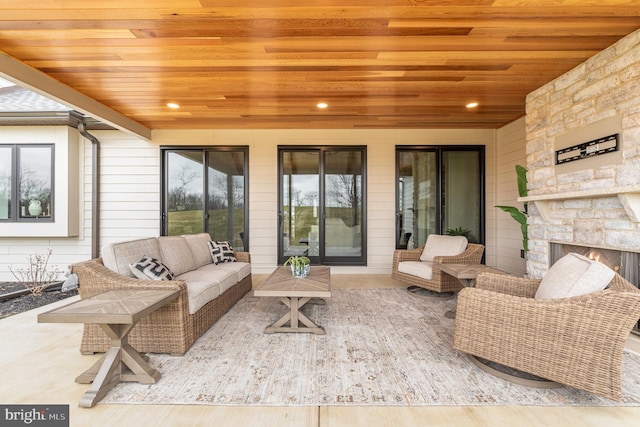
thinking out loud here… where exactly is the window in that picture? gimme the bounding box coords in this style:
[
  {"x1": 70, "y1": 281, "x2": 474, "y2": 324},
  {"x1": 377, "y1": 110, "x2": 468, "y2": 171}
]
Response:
[
  {"x1": 0, "y1": 144, "x2": 54, "y2": 222},
  {"x1": 161, "y1": 147, "x2": 249, "y2": 250}
]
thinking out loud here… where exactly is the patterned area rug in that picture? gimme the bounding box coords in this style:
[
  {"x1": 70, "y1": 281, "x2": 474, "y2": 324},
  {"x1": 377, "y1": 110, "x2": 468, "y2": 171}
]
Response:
[{"x1": 102, "y1": 288, "x2": 640, "y2": 406}]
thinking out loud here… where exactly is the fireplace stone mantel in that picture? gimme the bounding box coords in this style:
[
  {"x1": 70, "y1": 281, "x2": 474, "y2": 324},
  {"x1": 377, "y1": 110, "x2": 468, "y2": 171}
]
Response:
[{"x1": 519, "y1": 185, "x2": 640, "y2": 223}]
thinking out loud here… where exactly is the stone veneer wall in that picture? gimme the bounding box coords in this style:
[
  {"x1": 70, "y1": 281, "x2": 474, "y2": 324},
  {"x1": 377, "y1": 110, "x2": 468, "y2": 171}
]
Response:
[{"x1": 524, "y1": 28, "x2": 640, "y2": 279}]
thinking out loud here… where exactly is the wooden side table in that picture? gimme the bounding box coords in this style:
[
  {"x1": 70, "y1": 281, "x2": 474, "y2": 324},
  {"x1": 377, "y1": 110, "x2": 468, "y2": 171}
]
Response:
[
  {"x1": 38, "y1": 289, "x2": 179, "y2": 408},
  {"x1": 438, "y1": 264, "x2": 509, "y2": 319}
]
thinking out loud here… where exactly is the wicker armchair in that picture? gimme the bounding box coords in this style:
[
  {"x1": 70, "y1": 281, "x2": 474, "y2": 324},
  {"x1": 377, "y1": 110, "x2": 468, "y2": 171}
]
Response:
[
  {"x1": 453, "y1": 272, "x2": 640, "y2": 401},
  {"x1": 391, "y1": 243, "x2": 485, "y2": 293}
]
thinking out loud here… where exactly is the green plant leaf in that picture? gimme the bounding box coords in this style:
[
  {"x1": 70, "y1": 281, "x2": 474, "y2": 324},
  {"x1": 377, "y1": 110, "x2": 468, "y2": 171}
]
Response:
[
  {"x1": 521, "y1": 223, "x2": 528, "y2": 252},
  {"x1": 515, "y1": 164, "x2": 528, "y2": 198},
  {"x1": 495, "y1": 205, "x2": 527, "y2": 225}
]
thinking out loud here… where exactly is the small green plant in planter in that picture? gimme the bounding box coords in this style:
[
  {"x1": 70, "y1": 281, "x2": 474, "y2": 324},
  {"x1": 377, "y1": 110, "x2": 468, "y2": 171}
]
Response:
[
  {"x1": 445, "y1": 226, "x2": 473, "y2": 241},
  {"x1": 283, "y1": 255, "x2": 311, "y2": 278}
]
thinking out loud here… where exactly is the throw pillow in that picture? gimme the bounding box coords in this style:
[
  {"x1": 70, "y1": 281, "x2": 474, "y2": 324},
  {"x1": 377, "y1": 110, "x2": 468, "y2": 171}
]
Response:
[
  {"x1": 129, "y1": 255, "x2": 175, "y2": 281},
  {"x1": 420, "y1": 234, "x2": 468, "y2": 262},
  {"x1": 208, "y1": 240, "x2": 237, "y2": 264},
  {"x1": 535, "y1": 252, "x2": 615, "y2": 299}
]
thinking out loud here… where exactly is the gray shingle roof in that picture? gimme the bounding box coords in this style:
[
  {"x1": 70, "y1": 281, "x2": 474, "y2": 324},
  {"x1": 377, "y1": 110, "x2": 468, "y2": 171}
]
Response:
[{"x1": 0, "y1": 82, "x2": 69, "y2": 112}]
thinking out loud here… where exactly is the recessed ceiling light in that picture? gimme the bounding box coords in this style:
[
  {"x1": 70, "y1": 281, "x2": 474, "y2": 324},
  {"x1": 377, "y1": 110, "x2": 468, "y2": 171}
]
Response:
[
  {"x1": 166, "y1": 102, "x2": 180, "y2": 109},
  {"x1": 465, "y1": 102, "x2": 479, "y2": 109},
  {"x1": 316, "y1": 102, "x2": 328, "y2": 109}
]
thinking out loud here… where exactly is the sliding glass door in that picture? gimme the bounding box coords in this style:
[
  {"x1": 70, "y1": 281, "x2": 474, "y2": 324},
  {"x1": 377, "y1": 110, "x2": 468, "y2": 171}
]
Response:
[
  {"x1": 279, "y1": 147, "x2": 366, "y2": 265},
  {"x1": 396, "y1": 146, "x2": 484, "y2": 249},
  {"x1": 162, "y1": 147, "x2": 248, "y2": 250}
]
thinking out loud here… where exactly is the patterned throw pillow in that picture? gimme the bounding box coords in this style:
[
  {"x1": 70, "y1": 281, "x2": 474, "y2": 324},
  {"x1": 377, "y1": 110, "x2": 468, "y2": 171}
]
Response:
[
  {"x1": 129, "y1": 255, "x2": 175, "y2": 281},
  {"x1": 208, "y1": 240, "x2": 237, "y2": 264}
]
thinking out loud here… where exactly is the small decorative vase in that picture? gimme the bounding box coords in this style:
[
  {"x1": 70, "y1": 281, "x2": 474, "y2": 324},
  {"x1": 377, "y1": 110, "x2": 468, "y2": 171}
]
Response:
[
  {"x1": 291, "y1": 264, "x2": 310, "y2": 278},
  {"x1": 28, "y1": 199, "x2": 42, "y2": 216}
]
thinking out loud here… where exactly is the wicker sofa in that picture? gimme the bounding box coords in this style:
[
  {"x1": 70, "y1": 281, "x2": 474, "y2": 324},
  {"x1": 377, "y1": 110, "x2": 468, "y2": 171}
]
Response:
[
  {"x1": 453, "y1": 270, "x2": 640, "y2": 401},
  {"x1": 71, "y1": 233, "x2": 252, "y2": 356},
  {"x1": 391, "y1": 235, "x2": 485, "y2": 293}
]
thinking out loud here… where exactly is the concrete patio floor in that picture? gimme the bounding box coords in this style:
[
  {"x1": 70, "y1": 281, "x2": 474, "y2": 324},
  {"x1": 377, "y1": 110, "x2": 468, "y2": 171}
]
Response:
[{"x1": 1, "y1": 275, "x2": 639, "y2": 427}]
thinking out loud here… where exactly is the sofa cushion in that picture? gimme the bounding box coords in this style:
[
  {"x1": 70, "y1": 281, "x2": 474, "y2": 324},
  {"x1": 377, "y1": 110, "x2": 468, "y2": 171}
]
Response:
[
  {"x1": 420, "y1": 234, "x2": 468, "y2": 262},
  {"x1": 397, "y1": 261, "x2": 433, "y2": 280},
  {"x1": 203, "y1": 261, "x2": 251, "y2": 283},
  {"x1": 535, "y1": 252, "x2": 615, "y2": 299},
  {"x1": 102, "y1": 237, "x2": 162, "y2": 278},
  {"x1": 129, "y1": 255, "x2": 175, "y2": 281},
  {"x1": 176, "y1": 268, "x2": 238, "y2": 314},
  {"x1": 208, "y1": 240, "x2": 237, "y2": 264},
  {"x1": 158, "y1": 236, "x2": 198, "y2": 276},
  {"x1": 182, "y1": 233, "x2": 214, "y2": 269},
  {"x1": 175, "y1": 274, "x2": 222, "y2": 315}
]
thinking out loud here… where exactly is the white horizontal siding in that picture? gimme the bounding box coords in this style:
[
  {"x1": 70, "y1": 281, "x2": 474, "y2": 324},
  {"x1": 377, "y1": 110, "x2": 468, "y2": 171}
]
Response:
[
  {"x1": 494, "y1": 118, "x2": 527, "y2": 275},
  {"x1": 0, "y1": 126, "x2": 501, "y2": 280}
]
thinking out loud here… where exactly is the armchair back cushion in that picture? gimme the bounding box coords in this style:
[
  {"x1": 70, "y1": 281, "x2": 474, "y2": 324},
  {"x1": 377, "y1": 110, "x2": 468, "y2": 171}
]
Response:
[
  {"x1": 420, "y1": 234, "x2": 468, "y2": 262},
  {"x1": 535, "y1": 252, "x2": 614, "y2": 299}
]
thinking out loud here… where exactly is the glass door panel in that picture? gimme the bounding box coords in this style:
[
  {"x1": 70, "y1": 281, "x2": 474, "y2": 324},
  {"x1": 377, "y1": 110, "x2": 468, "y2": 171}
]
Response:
[
  {"x1": 397, "y1": 150, "x2": 437, "y2": 249},
  {"x1": 207, "y1": 151, "x2": 246, "y2": 250},
  {"x1": 281, "y1": 151, "x2": 320, "y2": 262},
  {"x1": 324, "y1": 149, "x2": 363, "y2": 258},
  {"x1": 166, "y1": 151, "x2": 204, "y2": 236},
  {"x1": 443, "y1": 150, "x2": 481, "y2": 243}
]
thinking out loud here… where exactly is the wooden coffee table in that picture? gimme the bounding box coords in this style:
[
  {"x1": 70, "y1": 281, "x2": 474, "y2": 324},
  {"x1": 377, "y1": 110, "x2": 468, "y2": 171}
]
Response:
[
  {"x1": 38, "y1": 289, "x2": 179, "y2": 408},
  {"x1": 438, "y1": 264, "x2": 509, "y2": 319},
  {"x1": 254, "y1": 266, "x2": 331, "y2": 334}
]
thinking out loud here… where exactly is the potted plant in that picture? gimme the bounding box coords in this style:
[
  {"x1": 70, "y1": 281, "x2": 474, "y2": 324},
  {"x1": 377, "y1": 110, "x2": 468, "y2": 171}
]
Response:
[
  {"x1": 445, "y1": 226, "x2": 473, "y2": 241},
  {"x1": 283, "y1": 255, "x2": 311, "y2": 278},
  {"x1": 495, "y1": 164, "x2": 529, "y2": 256}
]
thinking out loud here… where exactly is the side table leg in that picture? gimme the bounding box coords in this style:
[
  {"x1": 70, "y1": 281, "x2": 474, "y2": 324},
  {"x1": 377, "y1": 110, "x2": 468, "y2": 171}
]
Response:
[
  {"x1": 77, "y1": 322, "x2": 160, "y2": 408},
  {"x1": 78, "y1": 347, "x2": 122, "y2": 408}
]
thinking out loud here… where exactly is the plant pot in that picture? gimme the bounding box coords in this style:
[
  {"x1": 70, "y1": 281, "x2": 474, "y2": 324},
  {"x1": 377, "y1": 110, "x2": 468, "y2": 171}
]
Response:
[{"x1": 291, "y1": 264, "x2": 310, "y2": 278}]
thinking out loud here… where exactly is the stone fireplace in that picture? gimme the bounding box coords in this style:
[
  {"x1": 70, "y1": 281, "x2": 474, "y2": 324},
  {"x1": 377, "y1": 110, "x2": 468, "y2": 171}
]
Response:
[{"x1": 519, "y1": 29, "x2": 640, "y2": 342}]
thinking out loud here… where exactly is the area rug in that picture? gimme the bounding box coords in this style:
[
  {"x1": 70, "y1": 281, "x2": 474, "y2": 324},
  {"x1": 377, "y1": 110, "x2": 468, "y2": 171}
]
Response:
[{"x1": 101, "y1": 288, "x2": 640, "y2": 407}]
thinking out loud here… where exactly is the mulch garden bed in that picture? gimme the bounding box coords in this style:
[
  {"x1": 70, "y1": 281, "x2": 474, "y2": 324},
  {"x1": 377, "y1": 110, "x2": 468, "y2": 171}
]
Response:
[{"x1": 0, "y1": 282, "x2": 78, "y2": 319}]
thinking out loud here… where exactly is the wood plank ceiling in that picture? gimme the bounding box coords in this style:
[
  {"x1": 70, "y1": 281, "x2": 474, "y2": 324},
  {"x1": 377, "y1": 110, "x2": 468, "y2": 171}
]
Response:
[{"x1": 1, "y1": 1, "x2": 640, "y2": 130}]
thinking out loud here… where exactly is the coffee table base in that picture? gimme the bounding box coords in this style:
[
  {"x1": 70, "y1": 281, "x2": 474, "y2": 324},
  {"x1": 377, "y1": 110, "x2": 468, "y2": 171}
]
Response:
[
  {"x1": 264, "y1": 297, "x2": 325, "y2": 335},
  {"x1": 75, "y1": 323, "x2": 161, "y2": 408}
]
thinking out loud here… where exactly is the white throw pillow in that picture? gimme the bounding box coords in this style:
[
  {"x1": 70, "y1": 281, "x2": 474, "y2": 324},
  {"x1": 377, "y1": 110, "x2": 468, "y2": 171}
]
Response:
[
  {"x1": 535, "y1": 252, "x2": 614, "y2": 299},
  {"x1": 420, "y1": 234, "x2": 468, "y2": 262}
]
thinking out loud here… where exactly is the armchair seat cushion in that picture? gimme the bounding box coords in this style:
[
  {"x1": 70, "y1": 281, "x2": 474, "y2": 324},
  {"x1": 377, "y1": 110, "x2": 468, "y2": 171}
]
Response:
[
  {"x1": 535, "y1": 252, "x2": 614, "y2": 299},
  {"x1": 420, "y1": 234, "x2": 468, "y2": 262},
  {"x1": 397, "y1": 261, "x2": 433, "y2": 280}
]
